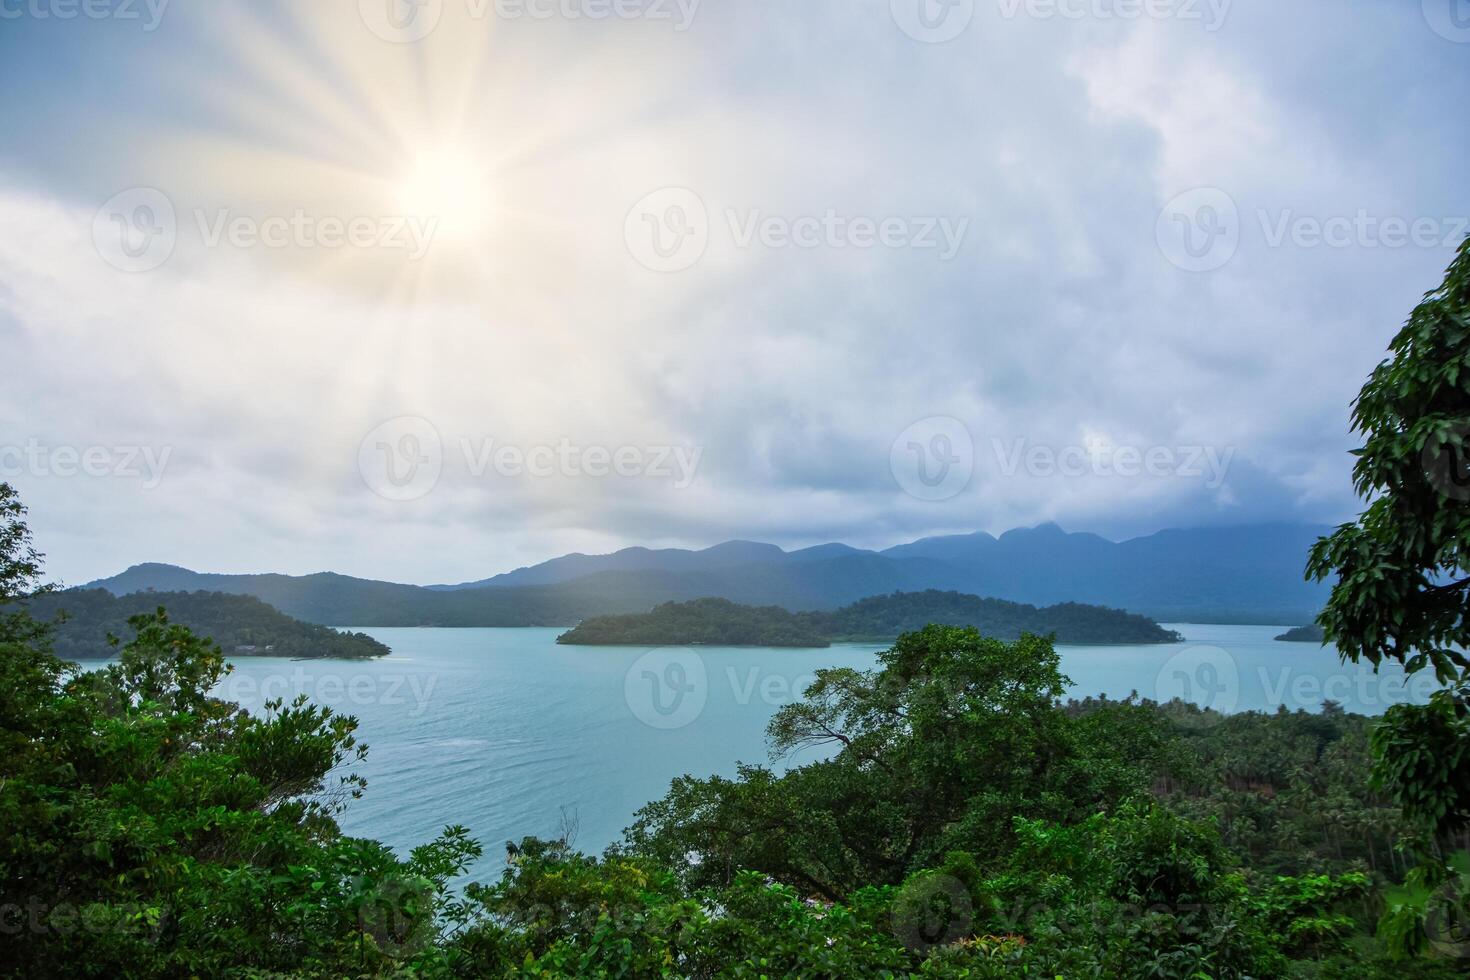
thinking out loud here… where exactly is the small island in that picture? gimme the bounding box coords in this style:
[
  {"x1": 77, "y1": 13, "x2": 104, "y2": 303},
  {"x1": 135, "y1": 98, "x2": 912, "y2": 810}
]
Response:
[
  {"x1": 557, "y1": 597, "x2": 830, "y2": 647},
  {"x1": 558, "y1": 590, "x2": 1184, "y2": 647},
  {"x1": 25, "y1": 588, "x2": 389, "y2": 660},
  {"x1": 1275, "y1": 623, "x2": 1326, "y2": 643}
]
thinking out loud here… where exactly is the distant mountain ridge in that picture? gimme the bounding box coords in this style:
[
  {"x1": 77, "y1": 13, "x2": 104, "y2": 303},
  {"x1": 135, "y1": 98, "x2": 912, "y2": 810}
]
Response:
[{"x1": 86, "y1": 522, "x2": 1334, "y2": 627}]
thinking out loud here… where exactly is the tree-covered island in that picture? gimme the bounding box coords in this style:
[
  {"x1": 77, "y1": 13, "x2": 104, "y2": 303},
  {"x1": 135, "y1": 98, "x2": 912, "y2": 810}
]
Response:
[
  {"x1": 1276, "y1": 624, "x2": 1328, "y2": 643},
  {"x1": 557, "y1": 590, "x2": 1184, "y2": 646},
  {"x1": 23, "y1": 587, "x2": 389, "y2": 660}
]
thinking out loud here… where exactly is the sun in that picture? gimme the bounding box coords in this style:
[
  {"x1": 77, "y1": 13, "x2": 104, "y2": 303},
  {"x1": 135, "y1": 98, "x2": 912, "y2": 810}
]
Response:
[{"x1": 399, "y1": 149, "x2": 494, "y2": 243}]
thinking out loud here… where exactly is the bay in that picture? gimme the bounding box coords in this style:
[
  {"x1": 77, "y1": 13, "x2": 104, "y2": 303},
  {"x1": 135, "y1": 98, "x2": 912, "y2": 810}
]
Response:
[{"x1": 213, "y1": 623, "x2": 1437, "y2": 883}]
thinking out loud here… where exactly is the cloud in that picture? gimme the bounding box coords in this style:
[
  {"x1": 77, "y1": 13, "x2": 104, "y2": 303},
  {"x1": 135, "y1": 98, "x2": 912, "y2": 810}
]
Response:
[{"x1": 1, "y1": 0, "x2": 1466, "y2": 585}]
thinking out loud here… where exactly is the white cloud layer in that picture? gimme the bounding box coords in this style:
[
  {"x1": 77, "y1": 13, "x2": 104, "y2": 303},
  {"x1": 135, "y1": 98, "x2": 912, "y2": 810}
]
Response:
[{"x1": 1, "y1": 0, "x2": 1466, "y2": 584}]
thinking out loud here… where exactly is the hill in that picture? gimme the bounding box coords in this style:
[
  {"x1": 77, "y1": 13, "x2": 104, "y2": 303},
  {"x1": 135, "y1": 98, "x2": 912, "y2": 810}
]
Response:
[
  {"x1": 24, "y1": 588, "x2": 389, "y2": 660},
  {"x1": 805, "y1": 590, "x2": 1184, "y2": 644},
  {"x1": 86, "y1": 522, "x2": 1335, "y2": 627},
  {"x1": 557, "y1": 591, "x2": 1183, "y2": 646},
  {"x1": 556, "y1": 597, "x2": 829, "y2": 646},
  {"x1": 1275, "y1": 623, "x2": 1327, "y2": 642}
]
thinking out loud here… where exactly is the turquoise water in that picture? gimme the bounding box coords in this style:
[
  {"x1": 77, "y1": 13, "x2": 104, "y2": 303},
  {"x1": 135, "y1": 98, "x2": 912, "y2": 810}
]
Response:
[{"x1": 211, "y1": 624, "x2": 1437, "y2": 883}]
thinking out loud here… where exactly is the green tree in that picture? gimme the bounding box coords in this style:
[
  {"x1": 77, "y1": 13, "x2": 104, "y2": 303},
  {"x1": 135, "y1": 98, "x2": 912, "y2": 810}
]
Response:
[
  {"x1": 1305, "y1": 240, "x2": 1470, "y2": 963},
  {"x1": 0, "y1": 484, "x2": 480, "y2": 978},
  {"x1": 1306, "y1": 237, "x2": 1470, "y2": 683}
]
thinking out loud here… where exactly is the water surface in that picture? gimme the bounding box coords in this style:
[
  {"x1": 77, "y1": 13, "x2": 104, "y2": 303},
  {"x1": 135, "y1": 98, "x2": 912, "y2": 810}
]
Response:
[{"x1": 211, "y1": 624, "x2": 1436, "y2": 882}]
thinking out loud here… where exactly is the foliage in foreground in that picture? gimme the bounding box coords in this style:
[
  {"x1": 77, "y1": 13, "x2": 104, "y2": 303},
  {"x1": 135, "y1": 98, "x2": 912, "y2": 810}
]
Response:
[{"x1": 5, "y1": 244, "x2": 1470, "y2": 976}]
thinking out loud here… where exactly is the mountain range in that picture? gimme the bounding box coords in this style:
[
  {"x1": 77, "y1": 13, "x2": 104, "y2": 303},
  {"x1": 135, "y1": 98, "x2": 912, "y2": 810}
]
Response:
[{"x1": 82, "y1": 522, "x2": 1334, "y2": 627}]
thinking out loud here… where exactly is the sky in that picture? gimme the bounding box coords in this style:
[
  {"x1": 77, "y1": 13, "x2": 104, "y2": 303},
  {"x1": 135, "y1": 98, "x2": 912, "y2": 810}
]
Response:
[{"x1": 1, "y1": 0, "x2": 1468, "y2": 587}]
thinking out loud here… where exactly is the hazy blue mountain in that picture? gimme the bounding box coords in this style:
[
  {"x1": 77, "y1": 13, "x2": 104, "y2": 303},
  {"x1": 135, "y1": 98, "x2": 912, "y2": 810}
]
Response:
[
  {"x1": 86, "y1": 522, "x2": 1335, "y2": 627},
  {"x1": 426, "y1": 540, "x2": 791, "y2": 590}
]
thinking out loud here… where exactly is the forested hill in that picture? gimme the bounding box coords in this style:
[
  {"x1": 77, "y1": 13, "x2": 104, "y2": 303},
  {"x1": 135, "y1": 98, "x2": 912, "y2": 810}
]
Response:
[
  {"x1": 556, "y1": 597, "x2": 830, "y2": 646},
  {"x1": 24, "y1": 588, "x2": 389, "y2": 660},
  {"x1": 1275, "y1": 623, "x2": 1327, "y2": 642},
  {"x1": 807, "y1": 590, "x2": 1184, "y2": 644},
  {"x1": 558, "y1": 591, "x2": 1183, "y2": 646}
]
